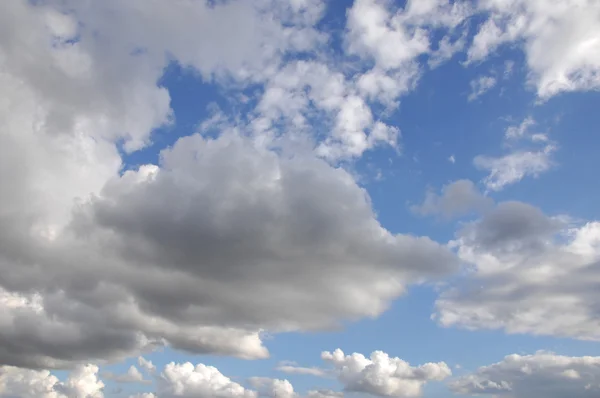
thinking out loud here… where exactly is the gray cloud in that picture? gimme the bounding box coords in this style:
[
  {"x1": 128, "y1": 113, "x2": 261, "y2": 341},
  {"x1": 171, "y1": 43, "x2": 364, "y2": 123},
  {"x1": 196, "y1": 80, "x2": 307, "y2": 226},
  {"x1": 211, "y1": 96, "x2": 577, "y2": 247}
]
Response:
[
  {"x1": 450, "y1": 352, "x2": 600, "y2": 398},
  {"x1": 0, "y1": 0, "x2": 459, "y2": 369},
  {"x1": 0, "y1": 130, "x2": 457, "y2": 368},
  {"x1": 411, "y1": 180, "x2": 493, "y2": 220},
  {"x1": 435, "y1": 200, "x2": 600, "y2": 340}
]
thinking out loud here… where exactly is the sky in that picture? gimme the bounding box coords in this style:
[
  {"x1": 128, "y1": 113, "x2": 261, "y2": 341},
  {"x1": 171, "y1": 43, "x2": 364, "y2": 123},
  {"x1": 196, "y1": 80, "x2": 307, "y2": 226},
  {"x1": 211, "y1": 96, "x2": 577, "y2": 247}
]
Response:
[{"x1": 1, "y1": 0, "x2": 600, "y2": 397}]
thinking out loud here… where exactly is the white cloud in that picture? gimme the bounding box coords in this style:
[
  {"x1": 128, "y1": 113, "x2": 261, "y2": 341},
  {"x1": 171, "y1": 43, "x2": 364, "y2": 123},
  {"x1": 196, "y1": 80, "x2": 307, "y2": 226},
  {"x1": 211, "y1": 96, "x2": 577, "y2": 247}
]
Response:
[
  {"x1": 473, "y1": 117, "x2": 556, "y2": 191},
  {"x1": 412, "y1": 180, "x2": 494, "y2": 219},
  {"x1": 158, "y1": 362, "x2": 257, "y2": 398},
  {"x1": 468, "y1": 0, "x2": 600, "y2": 98},
  {"x1": 249, "y1": 377, "x2": 296, "y2": 398},
  {"x1": 0, "y1": 364, "x2": 104, "y2": 398},
  {"x1": 474, "y1": 144, "x2": 556, "y2": 191},
  {"x1": 435, "y1": 201, "x2": 600, "y2": 341},
  {"x1": 138, "y1": 357, "x2": 157, "y2": 375},
  {"x1": 504, "y1": 117, "x2": 536, "y2": 141},
  {"x1": 276, "y1": 362, "x2": 328, "y2": 377},
  {"x1": 321, "y1": 349, "x2": 451, "y2": 397},
  {"x1": 468, "y1": 75, "x2": 497, "y2": 101},
  {"x1": 450, "y1": 351, "x2": 600, "y2": 397}
]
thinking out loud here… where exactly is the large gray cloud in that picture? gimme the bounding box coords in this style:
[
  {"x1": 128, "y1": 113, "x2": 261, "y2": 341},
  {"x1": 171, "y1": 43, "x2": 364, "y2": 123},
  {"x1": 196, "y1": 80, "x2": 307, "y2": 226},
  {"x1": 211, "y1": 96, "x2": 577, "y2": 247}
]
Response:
[
  {"x1": 450, "y1": 352, "x2": 600, "y2": 398},
  {"x1": 0, "y1": 0, "x2": 457, "y2": 369},
  {"x1": 434, "y1": 200, "x2": 600, "y2": 340},
  {"x1": 0, "y1": 130, "x2": 457, "y2": 368}
]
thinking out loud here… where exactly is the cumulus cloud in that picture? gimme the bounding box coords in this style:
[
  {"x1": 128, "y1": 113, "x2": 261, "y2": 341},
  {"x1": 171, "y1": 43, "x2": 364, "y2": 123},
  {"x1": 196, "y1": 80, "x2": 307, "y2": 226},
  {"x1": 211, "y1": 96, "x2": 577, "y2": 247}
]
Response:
[
  {"x1": 467, "y1": 75, "x2": 497, "y2": 101},
  {"x1": 0, "y1": 0, "x2": 460, "y2": 369},
  {"x1": 450, "y1": 351, "x2": 600, "y2": 397},
  {"x1": 0, "y1": 364, "x2": 104, "y2": 398},
  {"x1": 157, "y1": 362, "x2": 257, "y2": 398},
  {"x1": 127, "y1": 361, "x2": 340, "y2": 398},
  {"x1": 435, "y1": 201, "x2": 600, "y2": 341},
  {"x1": 469, "y1": 0, "x2": 600, "y2": 98},
  {"x1": 411, "y1": 180, "x2": 494, "y2": 219},
  {"x1": 321, "y1": 349, "x2": 451, "y2": 397},
  {"x1": 249, "y1": 377, "x2": 297, "y2": 398}
]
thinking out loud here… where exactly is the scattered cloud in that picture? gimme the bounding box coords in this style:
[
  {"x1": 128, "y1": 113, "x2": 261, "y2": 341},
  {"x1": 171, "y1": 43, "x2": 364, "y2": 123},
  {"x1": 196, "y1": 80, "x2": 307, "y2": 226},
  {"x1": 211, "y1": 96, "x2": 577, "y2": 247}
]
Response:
[
  {"x1": 474, "y1": 117, "x2": 557, "y2": 191},
  {"x1": 0, "y1": 364, "x2": 104, "y2": 398},
  {"x1": 158, "y1": 362, "x2": 257, "y2": 398},
  {"x1": 468, "y1": 75, "x2": 497, "y2": 101},
  {"x1": 474, "y1": 145, "x2": 556, "y2": 191},
  {"x1": 435, "y1": 201, "x2": 600, "y2": 341},
  {"x1": 450, "y1": 351, "x2": 600, "y2": 397},
  {"x1": 468, "y1": 0, "x2": 600, "y2": 98},
  {"x1": 321, "y1": 349, "x2": 451, "y2": 397}
]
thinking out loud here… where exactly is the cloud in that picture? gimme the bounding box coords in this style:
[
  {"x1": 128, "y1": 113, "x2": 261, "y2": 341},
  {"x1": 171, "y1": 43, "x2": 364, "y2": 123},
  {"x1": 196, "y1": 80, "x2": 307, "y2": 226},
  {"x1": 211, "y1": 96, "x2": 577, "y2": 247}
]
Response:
[
  {"x1": 0, "y1": 130, "x2": 457, "y2": 367},
  {"x1": 157, "y1": 362, "x2": 257, "y2": 398},
  {"x1": 276, "y1": 362, "x2": 328, "y2": 377},
  {"x1": 450, "y1": 351, "x2": 600, "y2": 397},
  {"x1": 468, "y1": 75, "x2": 497, "y2": 101},
  {"x1": 468, "y1": 0, "x2": 600, "y2": 98},
  {"x1": 0, "y1": 364, "x2": 104, "y2": 398},
  {"x1": 0, "y1": 0, "x2": 459, "y2": 369},
  {"x1": 103, "y1": 365, "x2": 150, "y2": 384},
  {"x1": 138, "y1": 357, "x2": 156, "y2": 375},
  {"x1": 434, "y1": 201, "x2": 600, "y2": 341},
  {"x1": 474, "y1": 145, "x2": 556, "y2": 191},
  {"x1": 321, "y1": 349, "x2": 451, "y2": 397},
  {"x1": 412, "y1": 180, "x2": 494, "y2": 219},
  {"x1": 473, "y1": 117, "x2": 556, "y2": 191},
  {"x1": 249, "y1": 377, "x2": 296, "y2": 398},
  {"x1": 306, "y1": 390, "x2": 343, "y2": 398}
]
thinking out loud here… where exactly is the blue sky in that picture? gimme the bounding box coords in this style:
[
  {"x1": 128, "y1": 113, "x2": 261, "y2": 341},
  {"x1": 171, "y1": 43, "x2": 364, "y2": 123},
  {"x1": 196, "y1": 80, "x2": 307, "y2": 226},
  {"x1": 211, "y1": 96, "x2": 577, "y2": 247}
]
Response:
[{"x1": 2, "y1": 1, "x2": 600, "y2": 398}]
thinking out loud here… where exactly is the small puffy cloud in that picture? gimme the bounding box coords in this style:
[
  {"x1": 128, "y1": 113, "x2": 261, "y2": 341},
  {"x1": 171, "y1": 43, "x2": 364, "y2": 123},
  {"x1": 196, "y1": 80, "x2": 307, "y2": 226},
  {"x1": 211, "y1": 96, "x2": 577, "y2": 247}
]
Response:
[
  {"x1": 249, "y1": 377, "x2": 296, "y2": 398},
  {"x1": 321, "y1": 349, "x2": 451, "y2": 397},
  {"x1": 468, "y1": 75, "x2": 497, "y2": 101},
  {"x1": 411, "y1": 180, "x2": 494, "y2": 219},
  {"x1": 468, "y1": 0, "x2": 600, "y2": 98},
  {"x1": 104, "y1": 365, "x2": 150, "y2": 384},
  {"x1": 450, "y1": 351, "x2": 600, "y2": 397},
  {"x1": 158, "y1": 362, "x2": 257, "y2": 398},
  {"x1": 474, "y1": 145, "x2": 556, "y2": 191},
  {"x1": 0, "y1": 364, "x2": 104, "y2": 398},
  {"x1": 435, "y1": 201, "x2": 600, "y2": 341},
  {"x1": 129, "y1": 394, "x2": 156, "y2": 398}
]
